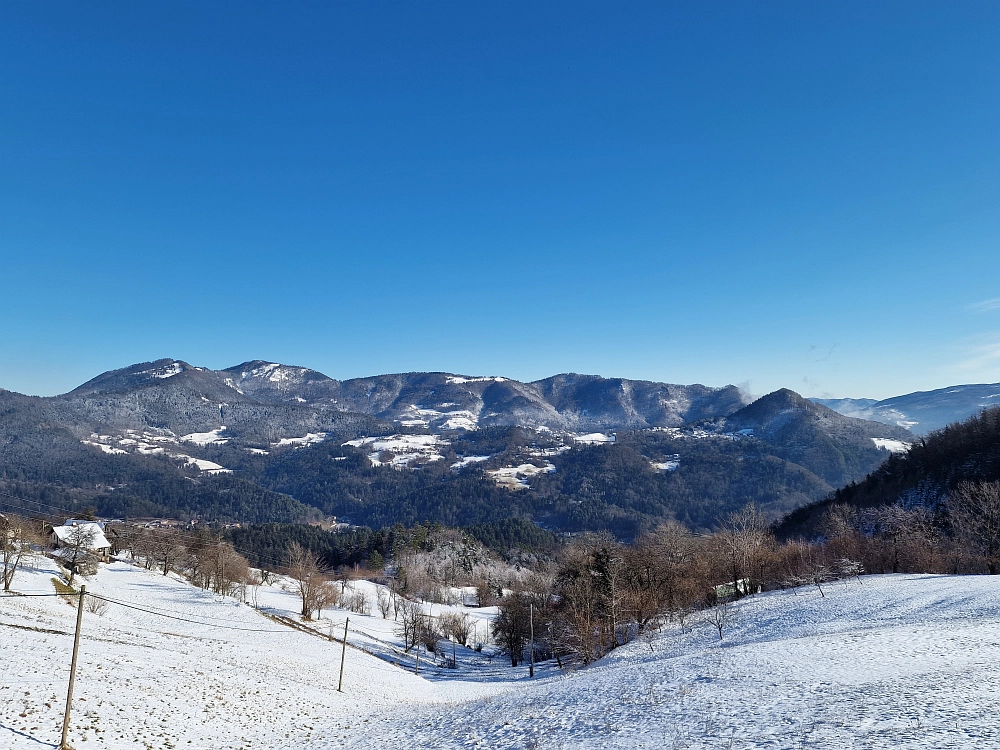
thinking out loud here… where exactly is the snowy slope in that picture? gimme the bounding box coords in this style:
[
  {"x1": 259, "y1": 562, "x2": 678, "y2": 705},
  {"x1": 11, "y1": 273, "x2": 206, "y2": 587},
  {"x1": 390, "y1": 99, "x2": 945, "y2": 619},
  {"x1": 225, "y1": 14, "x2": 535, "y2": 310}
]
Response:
[
  {"x1": 4, "y1": 559, "x2": 1000, "y2": 749},
  {"x1": 363, "y1": 574, "x2": 1000, "y2": 749}
]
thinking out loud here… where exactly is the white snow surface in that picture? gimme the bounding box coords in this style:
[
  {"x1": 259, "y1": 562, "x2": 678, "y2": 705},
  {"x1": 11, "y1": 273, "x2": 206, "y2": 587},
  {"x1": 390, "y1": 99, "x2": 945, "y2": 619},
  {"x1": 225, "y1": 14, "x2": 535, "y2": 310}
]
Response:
[
  {"x1": 487, "y1": 462, "x2": 556, "y2": 488},
  {"x1": 142, "y1": 362, "x2": 183, "y2": 379},
  {"x1": 274, "y1": 432, "x2": 328, "y2": 448},
  {"x1": 344, "y1": 434, "x2": 448, "y2": 468},
  {"x1": 444, "y1": 375, "x2": 507, "y2": 384},
  {"x1": 81, "y1": 440, "x2": 127, "y2": 455},
  {"x1": 438, "y1": 412, "x2": 479, "y2": 430},
  {"x1": 82, "y1": 430, "x2": 183, "y2": 458},
  {"x1": 451, "y1": 455, "x2": 491, "y2": 469},
  {"x1": 176, "y1": 455, "x2": 231, "y2": 473},
  {"x1": 573, "y1": 432, "x2": 616, "y2": 444},
  {"x1": 396, "y1": 404, "x2": 481, "y2": 430},
  {"x1": 180, "y1": 426, "x2": 229, "y2": 446},
  {"x1": 4, "y1": 562, "x2": 1000, "y2": 748},
  {"x1": 872, "y1": 437, "x2": 912, "y2": 453}
]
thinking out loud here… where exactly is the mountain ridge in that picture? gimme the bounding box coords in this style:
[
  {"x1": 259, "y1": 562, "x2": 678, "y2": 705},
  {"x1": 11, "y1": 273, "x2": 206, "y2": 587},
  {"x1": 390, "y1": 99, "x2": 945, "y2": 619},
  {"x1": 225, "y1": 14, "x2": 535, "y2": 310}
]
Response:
[
  {"x1": 48, "y1": 358, "x2": 750, "y2": 434},
  {"x1": 0, "y1": 357, "x2": 921, "y2": 536},
  {"x1": 812, "y1": 383, "x2": 1000, "y2": 435}
]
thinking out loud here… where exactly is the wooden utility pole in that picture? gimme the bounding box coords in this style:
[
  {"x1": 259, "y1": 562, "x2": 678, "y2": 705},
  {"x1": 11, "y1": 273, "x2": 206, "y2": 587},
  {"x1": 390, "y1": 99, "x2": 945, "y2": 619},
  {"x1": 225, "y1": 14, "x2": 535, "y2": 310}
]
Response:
[
  {"x1": 337, "y1": 618, "x2": 349, "y2": 692},
  {"x1": 529, "y1": 602, "x2": 535, "y2": 678},
  {"x1": 59, "y1": 585, "x2": 86, "y2": 750}
]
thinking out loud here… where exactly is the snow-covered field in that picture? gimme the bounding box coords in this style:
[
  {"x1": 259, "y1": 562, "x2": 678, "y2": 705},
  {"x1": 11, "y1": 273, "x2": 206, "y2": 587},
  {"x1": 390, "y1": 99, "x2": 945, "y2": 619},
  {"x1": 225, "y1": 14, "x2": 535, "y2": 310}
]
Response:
[{"x1": 4, "y1": 559, "x2": 1000, "y2": 749}]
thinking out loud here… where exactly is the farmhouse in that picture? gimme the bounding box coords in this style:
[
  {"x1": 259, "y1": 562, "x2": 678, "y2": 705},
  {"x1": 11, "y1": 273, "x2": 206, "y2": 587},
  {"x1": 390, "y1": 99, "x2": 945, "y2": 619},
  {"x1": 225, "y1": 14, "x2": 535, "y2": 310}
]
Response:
[{"x1": 50, "y1": 520, "x2": 112, "y2": 563}]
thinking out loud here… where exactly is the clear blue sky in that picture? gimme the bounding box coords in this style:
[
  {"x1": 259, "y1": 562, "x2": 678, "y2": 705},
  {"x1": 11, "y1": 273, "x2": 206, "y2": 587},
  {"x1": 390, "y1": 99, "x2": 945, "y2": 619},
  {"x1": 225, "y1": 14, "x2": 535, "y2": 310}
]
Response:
[{"x1": 2, "y1": 1, "x2": 1000, "y2": 399}]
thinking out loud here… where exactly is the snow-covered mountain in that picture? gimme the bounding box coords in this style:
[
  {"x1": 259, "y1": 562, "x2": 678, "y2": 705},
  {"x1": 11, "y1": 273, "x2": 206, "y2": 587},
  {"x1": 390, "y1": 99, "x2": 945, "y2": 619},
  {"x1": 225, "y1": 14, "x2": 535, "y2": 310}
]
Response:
[
  {"x1": 813, "y1": 382, "x2": 1000, "y2": 435},
  {"x1": 0, "y1": 360, "x2": 921, "y2": 532},
  {"x1": 55, "y1": 358, "x2": 749, "y2": 435}
]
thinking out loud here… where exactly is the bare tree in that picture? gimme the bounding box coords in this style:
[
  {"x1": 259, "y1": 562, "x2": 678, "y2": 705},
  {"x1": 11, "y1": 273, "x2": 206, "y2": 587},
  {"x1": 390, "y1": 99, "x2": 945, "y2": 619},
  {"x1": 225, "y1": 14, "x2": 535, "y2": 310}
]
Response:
[
  {"x1": 376, "y1": 586, "x2": 392, "y2": 619},
  {"x1": 314, "y1": 580, "x2": 339, "y2": 619},
  {"x1": 717, "y1": 503, "x2": 773, "y2": 594},
  {"x1": 603, "y1": 552, "x2": 631, "y2": 647},
  {"x1": 866, "y1": 504, "x2": 939, "y2": 574},
  {"x1": 1, "y1": 514, "x2": 40, "y2": 592},
  {"x1": 629, "y1": 520, "x2": 702, "y2": 626},
  {"x1": 286, "y1": 542, "x2": 328, "y2": 619},
  {"x1": 951, "y1": 481, "x2": 1000, "y2": 574},
  {"x1": 130, "y1": 528, "x2": 156, "y2": 570},
  {"x1": 107, "y1": 523, "x2": 138, "y2": 558},
  {"x1": 552, "y1": 543, "x2": 608, "y2": 664},
  {"x1": 146, "y1": 533, "x2": 186, "y2": 577},
  {"x1": 395, "y1": 599, "x2": 424, "y2": 652},
  {"x1": 494, "y1": 592, "x2": 533, "y2": 666},
  {"x1": 439, "y1": 612, "x2": 474, "y2": 647},
  {"x1": 62, "y1": 524, "x2": 99, "y2": 584},
  {"x1": 706, "y1": 597, "x2": 736, "y2": 640},
  {"x1": 343, "y1": 584, "x2": 371, "y2": 615}
]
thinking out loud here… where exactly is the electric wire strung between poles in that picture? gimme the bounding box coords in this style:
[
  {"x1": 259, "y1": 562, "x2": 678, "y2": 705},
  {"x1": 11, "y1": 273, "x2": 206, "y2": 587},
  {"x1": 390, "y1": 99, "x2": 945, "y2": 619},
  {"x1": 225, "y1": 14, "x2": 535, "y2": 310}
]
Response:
[
  {"x1": 3, "y1": 487, "x2": 499, "y2": 689},
  {"x1": 85, "y1": 593, "x2": 290, "y2": 632},
  {"x1": 2, "y1": 565, "x2": 452, "y2": 677},
  {"x1": 0, "y1": 592, "x2": 77, "y2": 597},
  {"x1": 0, "y1": 583, "x2": 395, "y2": 748}
]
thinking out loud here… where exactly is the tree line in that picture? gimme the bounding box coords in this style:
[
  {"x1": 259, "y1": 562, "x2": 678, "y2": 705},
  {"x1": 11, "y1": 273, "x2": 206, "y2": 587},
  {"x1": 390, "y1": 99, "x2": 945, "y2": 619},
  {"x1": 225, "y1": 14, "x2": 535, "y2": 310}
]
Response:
[{"x1": 491, "y1": 480, "x2": 1000, "y2": 667}]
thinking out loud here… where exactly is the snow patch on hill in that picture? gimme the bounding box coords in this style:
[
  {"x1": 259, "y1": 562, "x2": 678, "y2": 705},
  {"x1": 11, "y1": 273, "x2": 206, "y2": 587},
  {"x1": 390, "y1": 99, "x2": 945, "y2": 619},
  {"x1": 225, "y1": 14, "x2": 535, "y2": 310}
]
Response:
[
  {"x1": 344, "y1": 434, "x2": 449, "y2": 468},
  {"x1": 180, "y1": 427, "x2": 229, "y2": 445},
  {"x1": 573, "y1": 432, "x2": 615, "y2": 445},
  {"x1": 451, "y1": 455, "x2": 491, "y2": 470},
  {"x1": 651, "y1": 459, "x2": 680, "y2": 471},
  {"x1": 872, "y1": 437, "x2": 911, "y2": 453},
  {"x1": 81, "y1": 440, "x2": 127, "y2": 455},
  {"x1": 144, "y1": 361, "x2": 184, "y2": 379},
  {"x1": 274, "y1": 433, "x2": 328, "y2": 448},
  {"x1": 177, "y1": 455, "x2": 231, "y2": 474},
  {"x1": 396, "y1": 404, "x2": 480, "y2": 430},
  {"x1": 445, "y1": 375, "x2": 507, "y2": 384},
  {"x1": 487, "y1": 462, "x2": 556, "y2": 489}
]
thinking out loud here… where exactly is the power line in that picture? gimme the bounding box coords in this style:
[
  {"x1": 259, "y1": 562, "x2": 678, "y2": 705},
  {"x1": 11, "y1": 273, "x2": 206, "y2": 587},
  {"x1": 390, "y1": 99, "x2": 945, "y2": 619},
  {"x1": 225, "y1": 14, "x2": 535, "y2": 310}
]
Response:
[
  {"x1": 0, "y1": 592, "x2": 72, "y2": 598},
  {"x1": 86, "y1": 593, "x2": 289, "y2": 633},
  {"x1": 72, "y1": 589, "x2": 274, "y2": 624}
]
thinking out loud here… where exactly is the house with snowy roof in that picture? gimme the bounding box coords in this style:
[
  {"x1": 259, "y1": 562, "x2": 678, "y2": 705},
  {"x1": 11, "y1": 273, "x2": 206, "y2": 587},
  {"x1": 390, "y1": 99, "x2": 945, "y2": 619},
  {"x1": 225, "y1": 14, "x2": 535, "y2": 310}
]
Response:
[{"x1": 50, "y1": 520, "x2": 112, "y2": 563}]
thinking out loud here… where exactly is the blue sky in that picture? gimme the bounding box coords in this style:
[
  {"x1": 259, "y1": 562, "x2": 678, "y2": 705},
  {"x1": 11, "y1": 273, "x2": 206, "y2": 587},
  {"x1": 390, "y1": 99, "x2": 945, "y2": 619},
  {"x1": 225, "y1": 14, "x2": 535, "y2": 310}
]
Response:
[{"x1": 2, "y1": 1, "x2": 999, "y2": 399}]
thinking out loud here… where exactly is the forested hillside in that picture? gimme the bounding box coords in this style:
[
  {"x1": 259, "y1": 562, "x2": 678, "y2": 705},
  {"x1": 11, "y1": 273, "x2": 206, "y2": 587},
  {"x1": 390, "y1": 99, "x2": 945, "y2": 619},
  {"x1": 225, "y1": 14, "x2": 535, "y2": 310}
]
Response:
[
  {"x1": 1, "y1": 360, "x2": 914, "y2": 538},
  {"x1": 776, "y1": 406, "x2": 1000, "y2": 540}
]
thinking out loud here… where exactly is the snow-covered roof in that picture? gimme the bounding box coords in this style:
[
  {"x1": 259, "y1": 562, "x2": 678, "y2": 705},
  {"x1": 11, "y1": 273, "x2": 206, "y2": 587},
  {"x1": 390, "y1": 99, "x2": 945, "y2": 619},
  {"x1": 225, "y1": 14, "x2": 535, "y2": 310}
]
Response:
[
  {"x1": 63, "y1": 518, "x2": 106, "y2": 529},
  {"x1": 52, "y1": 522, "x2": 111, "y2": 549}
]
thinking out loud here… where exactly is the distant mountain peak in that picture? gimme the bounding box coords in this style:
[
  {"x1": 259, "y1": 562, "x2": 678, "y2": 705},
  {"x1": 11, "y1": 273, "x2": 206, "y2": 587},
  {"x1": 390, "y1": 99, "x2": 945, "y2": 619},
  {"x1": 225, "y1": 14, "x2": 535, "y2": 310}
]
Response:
[
  {"x1": 54, "y1": 359, "x2": 751, "y2": 433},
  {"x1": 813, "y1": 382, "x2": 1000, "y2": 435},
  {"x1": 727, "y1": 388, "x2": 817, "y2": 425},
  {"x1": 67, "y1": 358, "x2": 199, "y2": 396}
]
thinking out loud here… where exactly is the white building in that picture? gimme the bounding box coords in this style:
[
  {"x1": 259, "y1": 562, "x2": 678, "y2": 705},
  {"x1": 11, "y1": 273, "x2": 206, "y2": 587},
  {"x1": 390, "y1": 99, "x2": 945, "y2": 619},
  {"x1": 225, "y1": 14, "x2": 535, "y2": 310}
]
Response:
[{"x1": 51, "y1": 521, "x2": 112, "y2": 563}]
